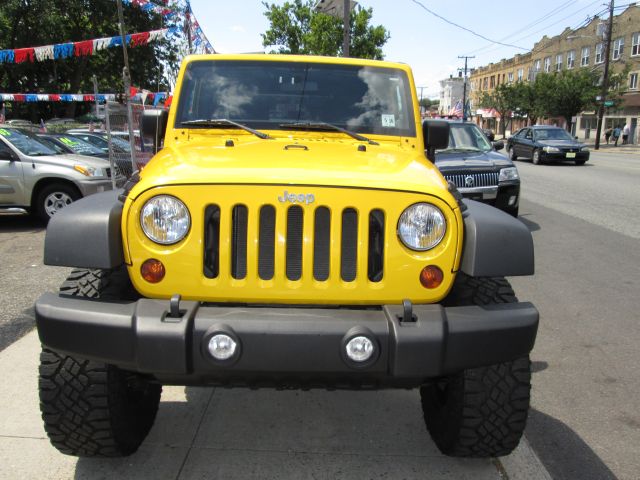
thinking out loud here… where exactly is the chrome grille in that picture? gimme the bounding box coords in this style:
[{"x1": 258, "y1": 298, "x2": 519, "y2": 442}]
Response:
[{"x1": 444, "y1": 172, "x2": 499, "y2": 188}]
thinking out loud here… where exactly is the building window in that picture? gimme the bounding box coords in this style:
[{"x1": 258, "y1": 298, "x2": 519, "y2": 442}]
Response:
[
  {"x1": 490, "y1": 76, "x2": 495, "y2": 88},
  {"x1": 632, "y1": 33, "x2": 640, "y2": 56},
  {"x1": 544, "y1": 57, "x2": 551, "y2": 72},
  {"x1": 567, "y1": 50, "x2": 575, "y2": 69},
  {"x1": 595, "y1": 43, "x2": 604, "y2": 64},
  {"x1": 581, "y1": 46, "x2": 590, "y2": 66},
  {"x1": 534, "y1": 59, "x2": 541, "y2": 72},
  {"x1": 508, "y1": 72, "x2": 514, "y2": 83},
  {"x1": 517, "y1": 68, "x2": 524, "y2": 81},
  {"x1": 630, "y1": 73, "x2": 638, "y2": 90},
  {"x1": 613, "y1": 37, "x2": 624, "y2": 60},
  {"x1": 555, "y1": 54, "x2": 563, "y2": 71},
  {"x1": 483, "y1": 77, "x2": 488, "y2": 90}
]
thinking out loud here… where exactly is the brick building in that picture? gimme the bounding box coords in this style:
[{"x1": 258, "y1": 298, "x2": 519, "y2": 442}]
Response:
[{"x1": 468, "y1": 4, "x2": 640, "y2": 143}]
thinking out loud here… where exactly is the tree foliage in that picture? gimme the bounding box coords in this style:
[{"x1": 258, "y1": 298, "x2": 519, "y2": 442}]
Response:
[
  {"x1": 261, "y1": 0, "x2": 389, "y2": 59},
  {"x1": 0, "y1": 0, "x2": 183, "y2": 120},
  {"x1": 479, "y1": 84, "x2": 519, "y2": 136}
]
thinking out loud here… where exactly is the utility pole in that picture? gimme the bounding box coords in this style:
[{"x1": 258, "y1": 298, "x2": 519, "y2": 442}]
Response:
[
  {"x1": 185, "y1": 0, "x2": 193, "y2": 54},
  {"x1": 116, "y1": 0, "x2": 138, "y2": 175},
  {"x1": 594, "y1": 0, "x2": 615, "y2": 150},
  {"x1": 458, "y1": 55, "x2": 475, "y2": 122},
  {"x1": 342, "y1": 0, "x2": 350, "y2": 57}
]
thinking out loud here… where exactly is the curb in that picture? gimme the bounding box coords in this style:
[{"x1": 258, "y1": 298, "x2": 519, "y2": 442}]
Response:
[{"x1": 498, "y1": 437, "x2": 553, "y2": 480}]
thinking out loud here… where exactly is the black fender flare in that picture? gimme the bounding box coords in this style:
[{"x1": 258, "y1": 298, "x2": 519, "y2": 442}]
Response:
[
  {"x1": 44, "y1": 190, "x2": 124, "y2": 269},
  {"x1": 460, "y1": 200, "x2": 534, "y2": 277}
]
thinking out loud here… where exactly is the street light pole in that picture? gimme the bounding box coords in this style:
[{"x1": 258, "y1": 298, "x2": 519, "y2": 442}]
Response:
[{"x1": 594, "y1": 0, "x2": 615, "y2": 150}]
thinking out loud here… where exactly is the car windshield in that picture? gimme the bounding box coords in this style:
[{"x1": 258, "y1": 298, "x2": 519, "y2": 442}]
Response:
[
  {"x1": 437, "y1": 123, "x2": 493, "y2": 153},
  {"x1": 37, "y1": 136, "x2": 68, "y2": 154},
  {"x1": 534, "y1": 128, "x2": 573, "y2": 141},
  {"x1": 175, "y1": 60, "x2": 416, "y2": 137},
  {"x1": 0, "y1": 128, "x2": 57, "y2": 156},
  {"x1": 55, "y1": 135, "x2": 105, "y2": 156}
]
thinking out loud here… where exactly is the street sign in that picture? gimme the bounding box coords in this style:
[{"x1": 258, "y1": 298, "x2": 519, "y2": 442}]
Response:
[
  {"x1": 314, "y1": 0, "x2": 357, "y2": 17},
  {"x1": 604, "y1": 101, "x2": 614, "y2": 107}
]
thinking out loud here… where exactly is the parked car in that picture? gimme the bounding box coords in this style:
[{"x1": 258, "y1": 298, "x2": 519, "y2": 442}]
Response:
[
  {"x1": 37, "y1": 133, "x2": 109, "y2": 159},
  {"x1": 0, "y1": 127, "x2": 114, "y2": 221},
  {"x1": 427, "y1": 120, "x2": 520, "y2": 217},
  {"x1": 507, "y1": 125, "x2": 589, "y2": 165}
]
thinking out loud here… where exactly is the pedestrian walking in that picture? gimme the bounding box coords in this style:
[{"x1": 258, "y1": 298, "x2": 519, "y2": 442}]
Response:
[
  {"x1": 622, "y1": 123, "x2": 630, "y2": 145},
  {"x1": 605, "y1": 127, "x2": 612, "y2": 144},
  {"x1": 612, "y1": 125, "x2": 621, "y2": 146}
]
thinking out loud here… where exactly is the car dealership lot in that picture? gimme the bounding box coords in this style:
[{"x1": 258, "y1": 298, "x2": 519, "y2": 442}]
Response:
[{"x1": 3, "y1": 148, "x2": 640, "y2": 479}]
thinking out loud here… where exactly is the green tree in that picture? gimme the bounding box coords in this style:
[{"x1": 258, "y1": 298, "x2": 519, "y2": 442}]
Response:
[
  {"x1": 478, "y1": 83, "x2": 519, "y2": 137},
  {"x1": 0, "y1": 0, "x2": 183, "y2": 120},
  {"x1": 261, "y1": 0, "x2": 389, "y2": 59}
]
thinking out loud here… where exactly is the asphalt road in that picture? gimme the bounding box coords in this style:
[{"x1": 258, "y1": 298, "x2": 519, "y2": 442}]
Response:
[
  {"x1": 1, "y1": 149, "x2": 639, "y2": 479},
  {"x1": 509, "y1": 150, "x2": 640, "y2": 480}
]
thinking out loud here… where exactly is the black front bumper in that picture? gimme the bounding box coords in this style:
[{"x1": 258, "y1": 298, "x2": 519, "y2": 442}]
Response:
[{"x1": 35, "y1": 294, "x2": 538, "y2": 388}]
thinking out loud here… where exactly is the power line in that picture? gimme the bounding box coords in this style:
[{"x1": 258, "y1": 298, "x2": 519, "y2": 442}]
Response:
[{"x1": 408, "y1": 0, "x2": 528, "y2": 50}]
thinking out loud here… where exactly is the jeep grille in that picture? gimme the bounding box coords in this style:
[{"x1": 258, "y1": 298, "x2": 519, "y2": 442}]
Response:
[{"x1": 204, "y1": 203, "x2": 386, "y2": 284}]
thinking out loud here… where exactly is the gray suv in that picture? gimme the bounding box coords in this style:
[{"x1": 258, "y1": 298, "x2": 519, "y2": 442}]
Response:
[{"x1": 0, "y1": 127, "x2": 114, "y2": 222}]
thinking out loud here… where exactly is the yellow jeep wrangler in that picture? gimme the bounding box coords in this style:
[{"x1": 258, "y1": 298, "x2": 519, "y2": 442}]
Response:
[{"x1": 36, "y1": 54, "x2": 538, "y2": 458}]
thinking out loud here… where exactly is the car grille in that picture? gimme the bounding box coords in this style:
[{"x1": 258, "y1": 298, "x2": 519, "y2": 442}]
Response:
[
  {"x1": 443, "y1": 172, "x2": 499, "y2": 188},
  {"x1": 203, "y1": 202, "x2": 386, "y2": 284}
]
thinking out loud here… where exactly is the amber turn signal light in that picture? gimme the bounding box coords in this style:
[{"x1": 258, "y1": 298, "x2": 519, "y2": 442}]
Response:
[
  {"x1": 419, "y1": 265, "x2": 443, "y2": 289},
  {"x1": 141, "y1": 259, "x2": 165, "y2": 283}
]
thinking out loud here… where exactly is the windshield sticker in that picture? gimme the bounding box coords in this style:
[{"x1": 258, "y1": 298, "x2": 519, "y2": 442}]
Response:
[
  {"x1": 381, "y1": 114, "x2": 396, "y2": 127},
  {"x1": 0, "y1": 128, "x2": 12, "y2": 137},
  {"x1": 60, "y1": 137, "x2": 79, "y2": 146}
]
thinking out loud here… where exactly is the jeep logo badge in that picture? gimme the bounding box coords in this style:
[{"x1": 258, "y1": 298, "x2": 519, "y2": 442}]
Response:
[
  {"x1": 464, "y1": 176, "x2": 475, "y2": 187},
  {"x1": 278, "y1": 190, "x2": 315, "y2": 205}
]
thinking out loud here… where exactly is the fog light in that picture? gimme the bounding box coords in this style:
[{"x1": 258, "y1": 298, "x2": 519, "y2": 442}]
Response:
[
  {"x1": 345, "y1": 336, "x2": 375, "y2": 363},
  {"x1": 508, "y1": 195, "x2": 517, "y2": 206},
  {"x1": 420, "y1": 265, "x2": 443, "y2": 289},
  {"x1": 141, "y1": 259, "x2": 165, "y2": 283},
  {"x1": 207, "y1": 334, "x2": 237, "y2": 361}
]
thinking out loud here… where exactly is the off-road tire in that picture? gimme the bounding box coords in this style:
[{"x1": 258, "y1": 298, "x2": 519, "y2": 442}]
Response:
[
  {"x1": 421, "y1": 273, "x2": 531, "y2": 457},
  {"x1": 39, "y1": 268, "x2": 160, "y2": 457},
  {"x1": 35, "y1": 182, "x2": 81, "y2": 223}
]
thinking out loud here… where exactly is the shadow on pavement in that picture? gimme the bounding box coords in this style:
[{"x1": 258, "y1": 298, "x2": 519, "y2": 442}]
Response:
[
  {"x1": 518, "y1": 215, "x2": 541, "y2": 233},
  {"x1": 0, "y1": 215, "x2": 44, "y2": 233},
  {"x1": 0, "y1": 306, "x2": 35, "y2": 353},
  {"x1": 526, "y1": 408, "x2": 617, "y2": 480}
]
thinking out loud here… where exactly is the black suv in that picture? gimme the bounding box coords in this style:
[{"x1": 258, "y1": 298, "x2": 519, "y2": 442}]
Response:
[
  {"x1": 427, "y1": 120, "x2": 520, "y2": 217},
  {"x1": 507, "y1": 125, "x2": 589, "y2": 165}
]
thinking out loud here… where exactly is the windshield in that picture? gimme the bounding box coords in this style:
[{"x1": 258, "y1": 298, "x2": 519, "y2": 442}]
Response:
[
  {"x1": 534, "y1": 128, "x2": 574, "y2": 141},
  {"x1": 175, "y1": 60, "x2": 416, "y2": 137},
  {"x1": 55, "y1": 135, "x2": 105, "y2": 156},
  {"x1": 0, "y1": 128, "x2": 57, "y2": 156},
  {"x1": 437, "y1": 123, "x2": 493, "y2": 153}
]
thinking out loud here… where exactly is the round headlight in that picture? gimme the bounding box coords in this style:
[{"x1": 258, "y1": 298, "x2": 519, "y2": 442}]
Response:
[
  {"x1": 140, "y1": 195, "x2": 191, "y2": 245},
  {"x1": 397, "y1": 203, "x2": 446, "y2": 251}
]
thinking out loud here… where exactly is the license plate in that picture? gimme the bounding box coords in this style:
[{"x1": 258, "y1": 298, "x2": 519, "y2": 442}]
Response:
[{"x1": 566, "y1": 152, "x2": 576, "y2": 158}]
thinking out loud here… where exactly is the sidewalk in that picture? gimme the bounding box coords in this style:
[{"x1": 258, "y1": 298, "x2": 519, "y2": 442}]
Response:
[
  {"x1": 0, "y1": 331, "x2": 552, "y2": 480},
  {"x1": 584, "y1": 140, "x2": 640, "y2": 155}
]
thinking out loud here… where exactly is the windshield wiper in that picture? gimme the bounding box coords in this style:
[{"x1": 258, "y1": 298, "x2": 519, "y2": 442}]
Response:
[
  {"x1": 180, "y1": 118, "x2": 272, "y2": 139},
  {"x1": 279, "y1": 122, "x2": 379, "y2": 145}
]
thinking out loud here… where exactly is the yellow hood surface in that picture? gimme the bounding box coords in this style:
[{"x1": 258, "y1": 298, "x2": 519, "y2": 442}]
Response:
[{"x1": 130, "y1": 133, "x2": 452, "y2": 204}]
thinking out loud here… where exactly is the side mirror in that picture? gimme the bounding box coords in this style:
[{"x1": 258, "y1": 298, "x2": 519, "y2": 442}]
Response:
[
  {"x1": 423, "y1": 120, "x2": 450, "y2": 162},
  {"x1": 141, "y1": 109, "x2": 169, "y2": 154},
  {"x1": 492, "y1": 140, "x2": 504, "y2": 151}
]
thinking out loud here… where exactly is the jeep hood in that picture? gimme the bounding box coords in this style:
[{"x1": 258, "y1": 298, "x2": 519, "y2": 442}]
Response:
[{"x1": 132, "y1": 137, "x2": 451, "y2": 201}]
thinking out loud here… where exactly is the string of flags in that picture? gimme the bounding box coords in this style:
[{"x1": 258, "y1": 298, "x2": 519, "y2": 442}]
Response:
[
  {"x1": 0, "y1": 91, "x2": 170, "y2": 106},
  {"x1": 0, "y1": 27, "x2": 178, "y2": 65}
]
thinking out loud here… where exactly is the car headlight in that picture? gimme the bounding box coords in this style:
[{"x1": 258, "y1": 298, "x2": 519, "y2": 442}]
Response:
[
  {"x1": 397, "y1": 203, "x2": 446, "y2": 251},
  {"x1": 499, "y1": 167, "x2": 519, "y2": 182},
  {"x1": 140, "y1": 195, "x2": 191, "y2": 245},
  {"x1": 74, "y1": 165, "x2": 107, "y2": 177},
  {"x1": 542, "y1": 146, "x2": 560, "y2": 153},
  {"x1": 581, "y1": 146, "x2": 590, "y2": 152}
]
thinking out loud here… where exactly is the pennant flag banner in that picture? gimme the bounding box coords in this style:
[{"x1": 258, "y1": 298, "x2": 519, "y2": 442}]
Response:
[
  {"x1": 0, "y1": 27, "x2": 178, "y2": 65},
  {"x1": 0, "y1": 93, "x2": 117, "y2": 102}
]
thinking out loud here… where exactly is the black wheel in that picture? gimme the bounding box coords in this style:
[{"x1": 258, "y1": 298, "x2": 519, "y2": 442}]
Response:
[
  {"x1": 420, "y1": 273, "x2": 531, "y2": 457},
  {"x1": 39, "y1": 268, "x2": 159, "y2": 457},
  {"x1": 575, "y1": 159, "x2": 586, "y2": 165},
  {"x1": 35, "y1": 182, "x2": 81, "y2": 223},
  {"x1": 532, "y1": 149, "x2": 542, "y2": 165},
  {"x1": 507, "y1": 146, "x2": 517, "y2": 161}
]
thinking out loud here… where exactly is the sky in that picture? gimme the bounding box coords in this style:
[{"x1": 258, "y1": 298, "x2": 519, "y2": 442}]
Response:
[{"x1": 189, "y1": 0, "x2": 611, "y2": 98}]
